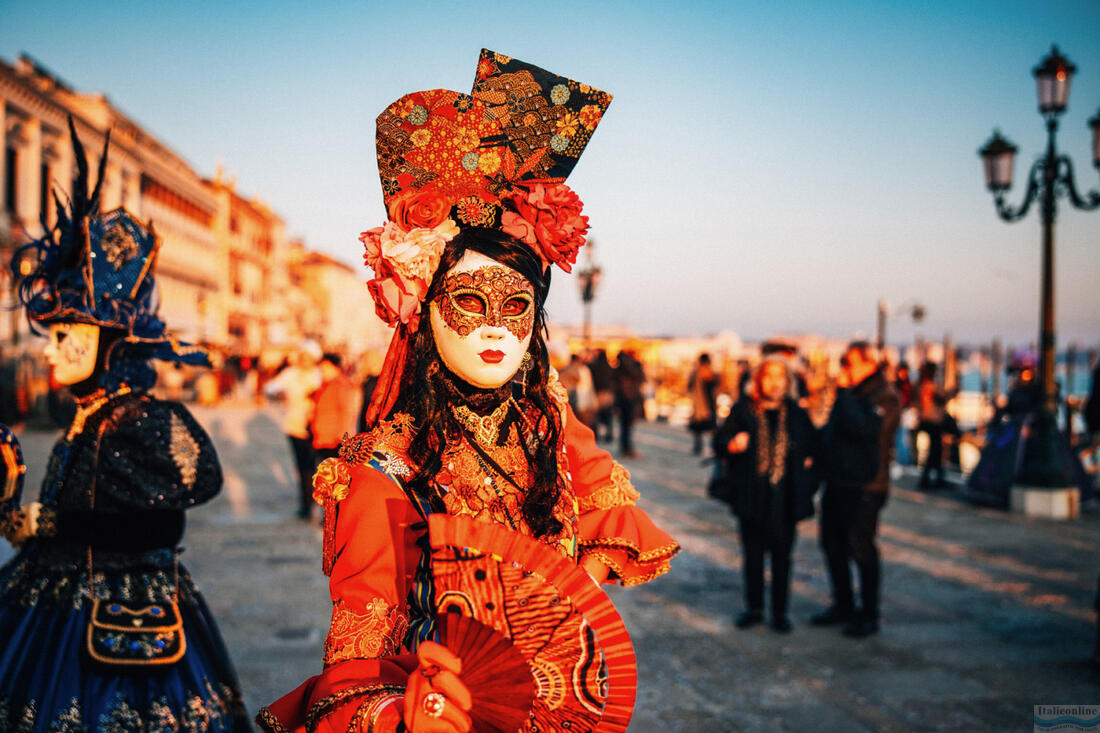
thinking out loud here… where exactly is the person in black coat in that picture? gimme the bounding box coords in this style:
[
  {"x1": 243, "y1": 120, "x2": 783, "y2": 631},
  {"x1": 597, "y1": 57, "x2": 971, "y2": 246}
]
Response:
[
  {"x1": 812, "y1": 341, "x2": 900, "y2": 638},
  {"x1": 714, "y1": 356, "x2": 817, "y2": 632}
]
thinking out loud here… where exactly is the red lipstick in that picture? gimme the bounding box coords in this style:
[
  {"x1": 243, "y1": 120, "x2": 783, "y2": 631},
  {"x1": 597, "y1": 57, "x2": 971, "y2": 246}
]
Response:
[{"x1": 479, "y1": 350, "x2": 505, "y2": 364}]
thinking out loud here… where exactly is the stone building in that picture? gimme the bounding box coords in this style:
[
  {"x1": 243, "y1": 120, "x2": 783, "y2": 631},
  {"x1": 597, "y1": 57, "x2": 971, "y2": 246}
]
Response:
[
  {"x1": 2, "y1": 52, "x2": 383, "y2": 368},
  {"x1": 205, "y1": 172, "x2": 295, "y2": 355},
  {"x1": 1, "y1": 54, "x2": 223, "y2": 346}
]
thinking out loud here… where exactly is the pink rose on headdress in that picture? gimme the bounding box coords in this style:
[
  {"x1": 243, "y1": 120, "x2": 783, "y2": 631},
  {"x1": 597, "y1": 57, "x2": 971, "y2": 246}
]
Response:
[
  {"x1": 500, "y1": 183, "x2": 589, "y2": 273},
  {"x1": 359, "y1": 217, "x2": 457, "y2": 329},
  {"x1": 367, "y1": 275, "x2": 425, "y2": 330}
]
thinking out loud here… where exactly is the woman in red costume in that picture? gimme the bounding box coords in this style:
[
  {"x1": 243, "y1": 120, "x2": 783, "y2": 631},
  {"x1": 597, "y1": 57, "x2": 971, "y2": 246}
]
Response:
[{"x1": 258, "y1": 50, "x2": 679, "y2": 733}]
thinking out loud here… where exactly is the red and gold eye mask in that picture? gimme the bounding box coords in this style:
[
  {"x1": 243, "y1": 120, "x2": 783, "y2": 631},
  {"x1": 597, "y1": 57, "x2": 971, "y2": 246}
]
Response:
[{"x1": 436, "y1": 266, "x2": 535, "y2": 340}]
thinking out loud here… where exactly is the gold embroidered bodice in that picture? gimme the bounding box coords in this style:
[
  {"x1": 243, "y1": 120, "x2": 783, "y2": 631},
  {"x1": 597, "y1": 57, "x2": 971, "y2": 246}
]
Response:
[{"x1": 340, "y1": 405, "x2": 580, "y2": 558}]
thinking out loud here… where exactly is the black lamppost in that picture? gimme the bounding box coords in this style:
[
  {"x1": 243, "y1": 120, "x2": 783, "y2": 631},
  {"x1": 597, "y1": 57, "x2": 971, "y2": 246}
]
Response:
[
  {"x1": 576, "y1": 241, "x2": 601, "y2": 347},
  {"x1": 977, "y1": 45, "x2": 1100, "y2": 487},
  {"x1": 876, "y1": 298, "x2": 925, "y2": 355}
]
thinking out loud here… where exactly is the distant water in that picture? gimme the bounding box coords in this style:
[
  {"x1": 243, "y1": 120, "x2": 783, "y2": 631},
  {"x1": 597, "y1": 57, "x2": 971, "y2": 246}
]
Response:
[{"x1": 957, "y1": 356, "x2": 1095, "y2": 397}]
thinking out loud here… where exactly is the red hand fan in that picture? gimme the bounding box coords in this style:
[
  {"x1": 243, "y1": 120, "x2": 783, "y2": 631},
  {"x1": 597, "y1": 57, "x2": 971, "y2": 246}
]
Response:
[
  {"x1": 428, "y1": 513, "x2": 637, "y2": 733},
  {"x1": 436, "y1": 613, "x2": 536, "y2": 733}
]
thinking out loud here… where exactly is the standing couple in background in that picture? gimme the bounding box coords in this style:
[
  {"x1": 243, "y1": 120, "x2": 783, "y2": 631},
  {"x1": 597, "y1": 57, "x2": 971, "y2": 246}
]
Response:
[{"x1": 714, "y1": 342, "x2": 900, "y2": 637}]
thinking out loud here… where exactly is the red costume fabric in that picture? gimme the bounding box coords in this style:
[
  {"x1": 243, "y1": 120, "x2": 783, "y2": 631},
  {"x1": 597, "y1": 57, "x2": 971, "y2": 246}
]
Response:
[{"x1": 258, "y1": 385, "x2": 679, "y2": 732}]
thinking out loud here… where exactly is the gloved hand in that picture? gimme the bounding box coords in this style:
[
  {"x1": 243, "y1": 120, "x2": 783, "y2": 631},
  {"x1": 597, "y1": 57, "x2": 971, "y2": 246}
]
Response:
[
  {"x1": 403, "y1": 641, "x2": 472, "y2": 733},
  {"x1": 2, "y1": 502, "x2": 41, "y2": 547}
]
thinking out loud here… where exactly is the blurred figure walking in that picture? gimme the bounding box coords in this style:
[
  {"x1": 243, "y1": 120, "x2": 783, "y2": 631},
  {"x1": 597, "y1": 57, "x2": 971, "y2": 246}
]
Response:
[
  {"x1": 589, "y1": 349, "x2": 616, "y2": 443},
  {"x1": 311, "y1": 353, "x2": 359, "y2": 463},
  {"x1": 614, "y1": 349, "x2": 646, "y2": 459},
  {"x1": 688, "y1": 353, "x2": 719, "y2": 455},
  {"x1": 916, "y1": 361, "x2": 948, "y2": 488},
  {"x1": 715, "y1": 356, "x2": 817, "y2": 632},
  {"x1": 812, "y1": 341, "x2": 900, "y2": 638},
  {"x1": 558, "y1": 353, "x2": 597, "y2": 426},
  {"x1": 265, "y1": 341, "x2": 322, "y2": 520}
]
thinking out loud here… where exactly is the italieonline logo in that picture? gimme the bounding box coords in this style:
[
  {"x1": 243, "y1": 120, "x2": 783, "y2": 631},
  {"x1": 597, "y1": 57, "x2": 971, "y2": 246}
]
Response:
[{"x1": 1034, "y1": 705, "x2": 1100, "y2": 732}]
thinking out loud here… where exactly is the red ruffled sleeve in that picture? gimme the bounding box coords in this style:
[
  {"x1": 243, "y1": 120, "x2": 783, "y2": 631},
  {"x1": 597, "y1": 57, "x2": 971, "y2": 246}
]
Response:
[
  {"x1": 565, "y1": 403, "x2": 681, "y2": 586},
  {"x1": 258, "y1": 462, "x2": 421, "y2": 733}
]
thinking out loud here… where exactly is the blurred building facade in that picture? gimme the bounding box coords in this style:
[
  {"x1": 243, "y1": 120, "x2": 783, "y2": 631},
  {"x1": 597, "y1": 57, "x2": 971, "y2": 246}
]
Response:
[
  {"x1": 1, "y1": 53, "x2": 384, "y2": 358},
  {"x1": 287, "y1": 241, "x2": 390, "y2": 356}
]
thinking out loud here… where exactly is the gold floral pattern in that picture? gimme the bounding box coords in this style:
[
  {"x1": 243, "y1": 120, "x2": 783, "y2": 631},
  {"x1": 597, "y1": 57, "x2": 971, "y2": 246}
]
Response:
[
  {"x1": 438, "y1": 423, "x2": 578, "y2": 557},
  {"x1": 0, "y1": 680, "x2": 244, "y2": 733},
  {"x1": 312, "y1": 457, "x2": 353, "y2": 506},
  {"x1": 340, "y1": 414, "x2": 416, "y2": 467},
  {"x1": 575, "y1": 463, "x2": 639, "y2": 513},
  {"x1": 169, "y1": 412, "x2": 200, "y2": 490},
  {"x1": 323, "y1": 598, "x2": 409, "y2": 666},
  {"x1": 101, "y1": 222, "x2": 139, "y2": 270}
]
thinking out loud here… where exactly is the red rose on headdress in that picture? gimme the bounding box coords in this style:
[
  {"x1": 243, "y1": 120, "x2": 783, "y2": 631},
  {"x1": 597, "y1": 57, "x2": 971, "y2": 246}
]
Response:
[
  {"x1": 388, "y1": 189, "x2": 451, "y2": 231},
  {"x1": 500, "y1": 183, "x2": 589, "y2": 273}
]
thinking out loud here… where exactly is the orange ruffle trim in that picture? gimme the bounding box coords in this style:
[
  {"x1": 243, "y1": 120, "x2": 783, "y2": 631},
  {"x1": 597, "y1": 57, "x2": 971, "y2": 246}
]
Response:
[{"x1": 576, "y1": 504, "x2": 681, "y2": 586}]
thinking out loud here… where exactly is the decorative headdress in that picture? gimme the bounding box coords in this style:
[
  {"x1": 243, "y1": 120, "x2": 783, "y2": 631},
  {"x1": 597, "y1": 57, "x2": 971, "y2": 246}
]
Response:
[
  {"x1": 12, "y1": 118, "x2": 209, "y2": 389},
  {"x1": 361, "y1": 49, "x2": 612, "y2": 424}
]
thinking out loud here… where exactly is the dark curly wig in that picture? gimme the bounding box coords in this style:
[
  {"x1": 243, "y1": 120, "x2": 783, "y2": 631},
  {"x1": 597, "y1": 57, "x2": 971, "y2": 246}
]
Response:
[{"x1": 391, "y1": 227, "x2": 564, "y2": 538}]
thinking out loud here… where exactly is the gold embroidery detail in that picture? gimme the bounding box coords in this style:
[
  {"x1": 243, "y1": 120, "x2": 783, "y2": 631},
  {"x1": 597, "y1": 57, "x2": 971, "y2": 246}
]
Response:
[
  {"x1": 339, "y1": 413, "x2": 416, "y2": 466},
  {"x1": 67, "y1": 385, "x2": 131, "y2": 441},
  {"x1": 451, "y1": 401, "x2": 510, "y2": 446},
  {"x1": 306, "y1": 684, "x2": 404, "y2": 733},
  {"x1": 168, "y1": 412, "x2": 199, "y2": 490},
  {"x1": 255, "y1": 706, "x2": 293, "y2": 733},
  {"x1": 323, "y1": 598, "x2": 409, "y2": 666},
  {"x1": 546, "y1": 366, "x2": 569, "y2": 411},
  {"x1": 576, "y1": 463, "x2": 639, "y2": 513},
  {"x1": 102, "y1": 222, "x2": 140, "y2": 270},
  {"x1": 312, "y1": 457, "x2": 353, "y2": 506}
]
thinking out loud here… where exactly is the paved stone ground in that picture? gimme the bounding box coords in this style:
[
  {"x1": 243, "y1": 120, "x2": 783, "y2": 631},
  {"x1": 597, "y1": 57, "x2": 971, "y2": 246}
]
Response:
[{"x1": 5, "y1": 403, "x2": 1099, "y2": 731}]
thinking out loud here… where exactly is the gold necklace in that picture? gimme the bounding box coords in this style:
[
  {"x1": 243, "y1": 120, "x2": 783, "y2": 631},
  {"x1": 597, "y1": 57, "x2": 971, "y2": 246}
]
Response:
[
  {"x1": 451, "y1": 401, "x2": 510, "y2": 446},
  {"x1": 67, "y1": 384, "x2": 131, "y2": 440}
]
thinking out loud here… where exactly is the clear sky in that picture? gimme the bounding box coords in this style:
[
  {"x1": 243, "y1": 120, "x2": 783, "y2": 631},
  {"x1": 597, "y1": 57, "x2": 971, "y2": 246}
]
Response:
[{"x1": 2, "y1": 0, "x2": 1098, "y2": 347}]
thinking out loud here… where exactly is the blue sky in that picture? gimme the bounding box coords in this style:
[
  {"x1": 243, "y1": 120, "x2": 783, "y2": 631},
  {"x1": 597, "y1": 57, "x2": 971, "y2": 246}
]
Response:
[{"x1": 2, "y1": 0, "x2": 1099, "y2": 345}]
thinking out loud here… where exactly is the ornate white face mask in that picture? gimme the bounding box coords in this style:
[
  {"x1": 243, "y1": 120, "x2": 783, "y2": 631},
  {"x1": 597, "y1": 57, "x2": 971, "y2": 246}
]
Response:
[
  {"x1": 44, "y1": 323, "x2": 100, "y2": 386},
  {"x1": 430, "y1": 251, "x2": 535, "y2": 389}
]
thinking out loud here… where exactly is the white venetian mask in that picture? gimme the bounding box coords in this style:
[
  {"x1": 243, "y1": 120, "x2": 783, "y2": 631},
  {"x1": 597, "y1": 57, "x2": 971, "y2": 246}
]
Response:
[
  {"x1": 44, "y1": 322, "x2": 101, "y2": 385},
  {"x1": 429, "y1": 251, "x2": 535, "y2": 389}
]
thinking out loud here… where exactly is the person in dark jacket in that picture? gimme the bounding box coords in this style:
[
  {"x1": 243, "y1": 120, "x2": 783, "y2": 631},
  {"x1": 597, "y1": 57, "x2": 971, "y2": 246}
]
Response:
[
  {"x1": 715, "y1": 356, "x2": 817, "y2": 632},
  {"x1": 614, "y1": 349, "x2": 646, "y2": 458},
  {"x1": 916, "y1": 361, "x2": 948, "y2": 489},
  {"x1": 688, "y1": 353, "x2": 719, "y2": 455},
  {"x1": 589, "y1": 349, "x2": 616, "y2": 444},
  {"x1": 811, "y1": 341, "x2": 900, "y2": 638}
]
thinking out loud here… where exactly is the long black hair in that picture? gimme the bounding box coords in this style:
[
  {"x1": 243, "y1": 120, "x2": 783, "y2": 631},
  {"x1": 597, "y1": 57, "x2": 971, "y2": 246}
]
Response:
[{"x1": 392, "y1": 227, "x2": 564, "y2": 538}]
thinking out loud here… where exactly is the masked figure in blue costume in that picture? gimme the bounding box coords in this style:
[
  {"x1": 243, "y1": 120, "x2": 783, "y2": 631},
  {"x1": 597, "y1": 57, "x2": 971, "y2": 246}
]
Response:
[{"x1": 0, "y1": 121, "x2": 250, "y2": 732}]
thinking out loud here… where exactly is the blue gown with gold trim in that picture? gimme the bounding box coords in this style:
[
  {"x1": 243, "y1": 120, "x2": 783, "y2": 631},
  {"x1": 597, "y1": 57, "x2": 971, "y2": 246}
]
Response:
[{"x1": 0, "y1": 390, "x2": 250, "y2": 732}]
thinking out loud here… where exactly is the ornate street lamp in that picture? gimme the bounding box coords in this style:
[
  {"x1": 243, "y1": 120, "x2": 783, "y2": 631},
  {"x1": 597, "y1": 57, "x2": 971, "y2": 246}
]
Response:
[
  {"x1": 875, "y1": 298, "x2": 925, "y2": 355},
  {"x1": 576, "y1": 240, "x2": 601, "y2": 346},
  {"x1": 975, "y1": 45, "x2": 1100, "y2": 493}
]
